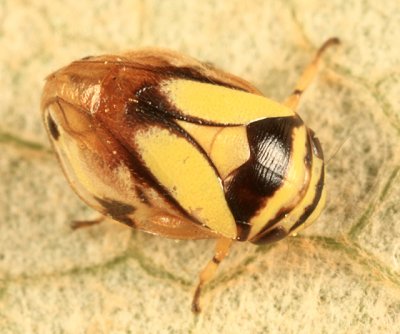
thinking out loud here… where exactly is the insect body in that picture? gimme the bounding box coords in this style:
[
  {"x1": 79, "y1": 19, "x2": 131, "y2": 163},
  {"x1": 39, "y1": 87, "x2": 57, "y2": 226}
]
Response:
[{"x1": 41, "y1": 38, "x2": 339, "y2": 312}]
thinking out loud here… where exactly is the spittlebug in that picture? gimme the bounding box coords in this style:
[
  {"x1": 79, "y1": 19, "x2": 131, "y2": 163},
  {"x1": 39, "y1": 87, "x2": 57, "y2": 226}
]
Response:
[{"x1": 41, "y1": 38, "x2": 339, "y2": 313}]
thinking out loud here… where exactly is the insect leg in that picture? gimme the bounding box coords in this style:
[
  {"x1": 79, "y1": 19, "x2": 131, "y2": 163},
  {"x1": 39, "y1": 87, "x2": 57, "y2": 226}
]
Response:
[
  {"x1": 71, "y1": 215, "x2": 105, "y2": 230},
  {"x1": 192, "y1": 237, "x2": 233, "y2": 313},
  {"x1": 284, "y1": 37, "x2": 340, "y2": 110}
]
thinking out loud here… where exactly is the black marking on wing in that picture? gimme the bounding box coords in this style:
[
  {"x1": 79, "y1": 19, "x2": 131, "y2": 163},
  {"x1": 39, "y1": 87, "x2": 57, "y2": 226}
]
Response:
[
  {"x1": 224, "y1": 116, "x2": 303, "y2": 239},
  {"x1": 250, "y1": 225, "x2": 288, "y2": 245},
  {"x1": 95, "y1": 197, "x2": 136, "y2": 227},
  {"x1": 134, "y1": 83, "x2": 241, "y2": 127},
  {"x1": 249, "y1": 130, "x2": 313, "y2": 241}
]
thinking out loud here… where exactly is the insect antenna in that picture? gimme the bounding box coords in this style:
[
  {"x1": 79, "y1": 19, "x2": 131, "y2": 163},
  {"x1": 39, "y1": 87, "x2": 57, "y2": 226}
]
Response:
[{"x1": 325, "y1": 135, "x2": 351, "y2": 166}]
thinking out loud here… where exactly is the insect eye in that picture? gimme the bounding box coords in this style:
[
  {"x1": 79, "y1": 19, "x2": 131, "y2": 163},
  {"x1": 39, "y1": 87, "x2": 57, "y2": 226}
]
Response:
[{"x1": 308, "y1": 129, "x2": 324, "y2": 159}]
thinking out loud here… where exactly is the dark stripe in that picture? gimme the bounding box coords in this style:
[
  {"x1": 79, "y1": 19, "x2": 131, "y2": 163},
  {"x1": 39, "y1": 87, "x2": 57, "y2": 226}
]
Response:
[
  {"x1": 135, "y1": 186, "x2": 151, "y2": 205},
  {"x1": 128, "y1": 92, "x2": 225, "y2": 183},
  {"x1": 117, "y1": 134, "x2": 199, "y2": 224},
  {"x1": 94, "y1": 197, "x2": 136, "y2": 227},
  {"x1": 80, "y1": 55, "x2": 94, "y2": 60},
  {"x1": 212, "y1": 257, "x2": 221, "y2": 264},
  {"x1": 293, "y1": 89, "x2": 302, "y2": 95},
  {"x1": 95, "y1": 197, "x2": 135, "y2": 215},
  {"x1": 249, "y1": 132, "x2": 313, "y2": 241},
  {"x1": 304, "y1": 131, "x2": 313, "y2": 168},
  {"x1": 224, "y1": 116, "x2": 303, "y2": 228},
  {"x1": 250, "y1": 225, "x2": 288, "y2": 245},
  {"x1": 123, "y1": 97, "x2": 227, "y2": 228},
  {"x1": 117, "y1": 217, "x2": 136, "y2": 227},
  {"x1": 93, "y1": 112, "x2": 200, "y2": 225},
  {"x1": 47, "y1": 114, "x2": 60, "y2": 140},
  {"x1": 236, "y1": 223, "x2": 252, "y2": 241},
  {"x1": 289, "y1": 163, "x2": 325, "y2": 233},
  {"x1": 134, "y1": 84, "x2": 241, "y2": 126},
  {"x1": 250, "y1": 209, "x2": 288, "y2": 242},
  {"x1": 158, "y1": 66, "x2": 243, "y2": 89},
  {"x1": 90, "y1": 72, "x2": 199, "y2": 224},
  {"x1": 308, "y1": 129, "x2": 324, "y2": 159}
]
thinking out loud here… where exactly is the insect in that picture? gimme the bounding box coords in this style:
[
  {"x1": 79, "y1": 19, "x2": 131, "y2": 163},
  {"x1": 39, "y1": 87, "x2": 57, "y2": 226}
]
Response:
[{"x1": 41, "y1": 38, "x2": 339, "y2": 313}]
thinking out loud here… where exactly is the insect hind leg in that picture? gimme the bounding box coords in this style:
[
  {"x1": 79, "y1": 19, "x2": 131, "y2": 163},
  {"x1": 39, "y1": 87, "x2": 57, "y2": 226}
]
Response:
[{"x1": 283, "y1": 38, "x2": 340, "y2": 110}]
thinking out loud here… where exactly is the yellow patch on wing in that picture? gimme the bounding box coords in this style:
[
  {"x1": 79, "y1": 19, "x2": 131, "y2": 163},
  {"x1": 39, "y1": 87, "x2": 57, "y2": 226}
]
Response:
[
  {"x1": 175, "y1": 121, "x2": 223, "y2": 154},
  {"x1": 248, "y1": 125, "x2": 309, "y2": 239},
  {"x1": 177, "y1": 121, "x2": 250, "y2": 179},
  {"x1": 162, "y1": 79, "x2": 294, "y2": 124},
  {"x1": 134, "y1": 126, "x2": 237, "y2": 239},
  {"x1": 209, "y1": 126, "x2": 250, "y2": 179}
]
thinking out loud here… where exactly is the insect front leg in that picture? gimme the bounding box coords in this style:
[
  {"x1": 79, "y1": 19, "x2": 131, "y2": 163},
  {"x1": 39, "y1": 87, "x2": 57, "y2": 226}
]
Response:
[
  {"x1": 192, "y1": 237, "x2": 233, "y2": 313},
  {"x1": 284, "y1": 37, "x2": 340, "y2": 110}
]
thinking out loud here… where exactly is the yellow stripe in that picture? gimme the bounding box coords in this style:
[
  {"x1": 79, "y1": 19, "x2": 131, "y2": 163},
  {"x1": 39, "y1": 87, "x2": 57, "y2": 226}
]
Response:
[
  {"x1": 247, "y1": 125, "x2": 309, "y2": 239},
  {"x1": 134, "y1": 126, "x2": 237, "y2": 239},
  {"x1": 177, "y1": 121, "x2": 250, "y2": 180},
  {"x1": 209, "y1": 126, "x2": 250, "y2": 179},
  {"x1": 280, "y1": 156, "x2": 326, "y2": 233},
  {"x1": 162, "y1": 79, "x2": 294, "y2": 124},
  {"x1": 175, "y1": 121, "x2": 222, "y2": 154}
]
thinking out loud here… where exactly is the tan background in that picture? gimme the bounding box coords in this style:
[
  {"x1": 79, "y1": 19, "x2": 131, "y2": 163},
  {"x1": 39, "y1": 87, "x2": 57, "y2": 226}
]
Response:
[{"x1": 1, "y1": 0, "x2": 400, "y2": 333}]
